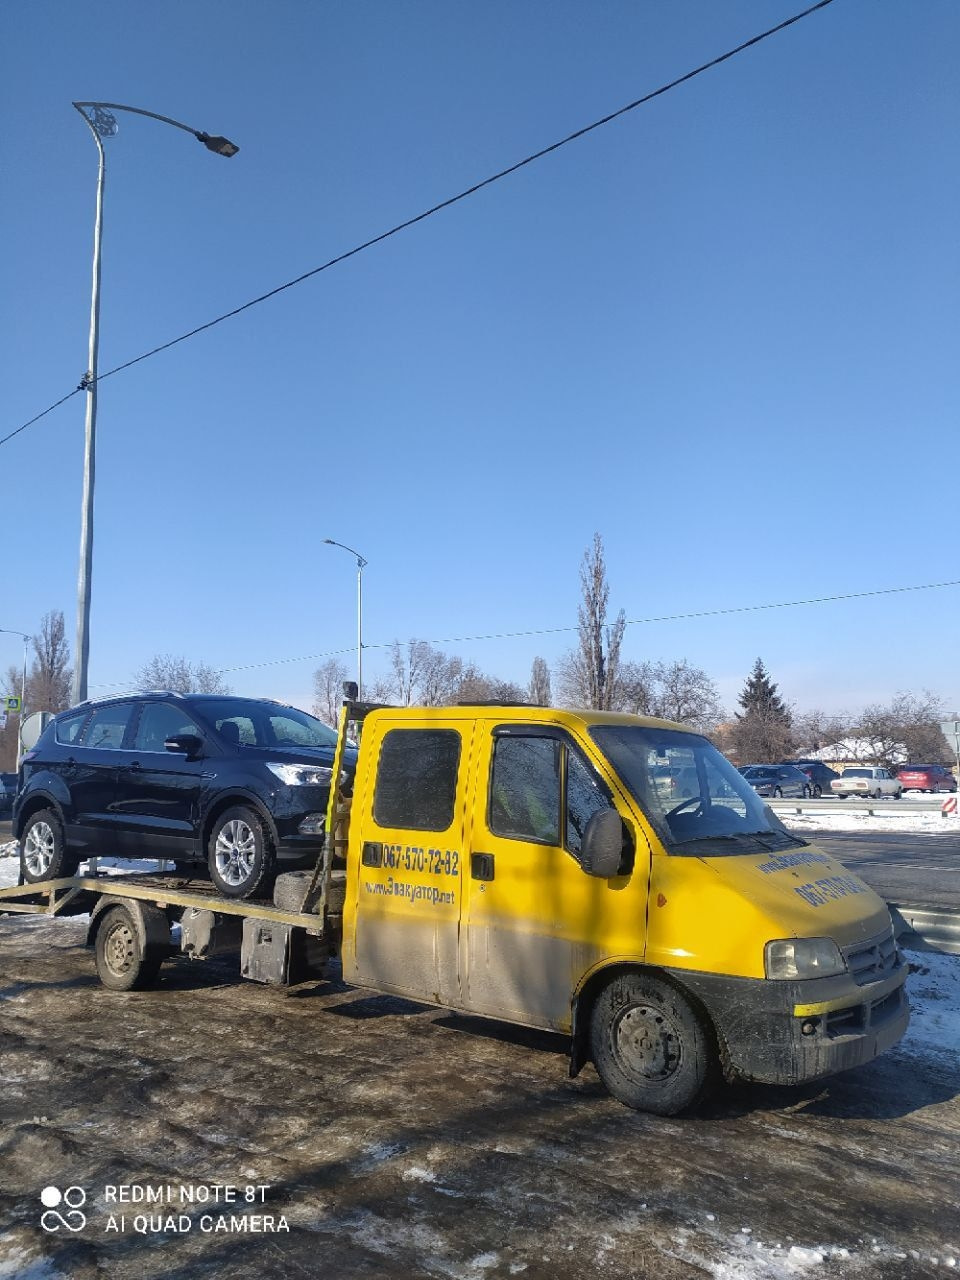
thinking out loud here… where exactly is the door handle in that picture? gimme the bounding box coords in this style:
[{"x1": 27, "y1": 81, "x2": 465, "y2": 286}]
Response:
[
  {"x1": 129, "y1": 761, "x2": 142, "y2": 771},
  {"x1": 471, "y1": 852, "x2": 495, "y2": 882}
]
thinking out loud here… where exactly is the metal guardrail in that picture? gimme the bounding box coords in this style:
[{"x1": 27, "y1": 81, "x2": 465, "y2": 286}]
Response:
[
  {"x1": 890, "y1": 903, "x2": 960, "y2": 957},
  {"x1": 770, "y1": 801, "x2": 957, "y2": 820}
]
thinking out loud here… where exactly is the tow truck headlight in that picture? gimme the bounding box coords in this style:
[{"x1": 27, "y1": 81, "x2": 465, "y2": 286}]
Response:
[
  {"x1": 764, "y1": 938, "x2": 846, "y2": 980},
  {"x1": 266, "y1": 762, "x2": 333, "y2": 787}
]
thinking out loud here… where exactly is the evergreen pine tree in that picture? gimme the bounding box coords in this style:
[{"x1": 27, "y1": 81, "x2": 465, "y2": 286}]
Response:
[{"x1": 732, "y1": 658, "x2": 794, "y2": 762}]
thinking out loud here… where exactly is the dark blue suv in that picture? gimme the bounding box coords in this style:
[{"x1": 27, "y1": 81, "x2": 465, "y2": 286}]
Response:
[{"x1": 14, "y1": 693, "x2": 353, "y2": 899}]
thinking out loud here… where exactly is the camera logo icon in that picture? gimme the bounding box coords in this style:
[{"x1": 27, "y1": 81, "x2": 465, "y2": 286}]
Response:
[{"x1": 40, "y1": 1185, "x2": 87, "y2": 1232}]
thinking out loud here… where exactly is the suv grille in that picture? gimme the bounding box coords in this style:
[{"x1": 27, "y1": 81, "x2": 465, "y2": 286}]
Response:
[{"x1": 842, "y1": 928, "x2": 898, "y2": 986}]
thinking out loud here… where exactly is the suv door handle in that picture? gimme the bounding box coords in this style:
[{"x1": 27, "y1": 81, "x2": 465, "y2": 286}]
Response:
[
  {"x1": 471, "y1": 852, "x2": 495, "y2": 882},
  {"x1": 129, "y1": 761, "x2": 142, "y2": 771}
]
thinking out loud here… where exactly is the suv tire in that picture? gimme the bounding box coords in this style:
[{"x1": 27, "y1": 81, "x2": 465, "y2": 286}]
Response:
[
  {"x1": 20, "y1": 809, "x2": 80, "y2": 883},
  {"x1": 208, "y1": 805, "x2": 274, "y2": 900}
]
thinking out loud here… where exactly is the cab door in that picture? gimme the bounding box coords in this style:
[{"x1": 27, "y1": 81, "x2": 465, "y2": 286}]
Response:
[
  {"x1": 461, "y1": 724, "x2": 645, "y2": 1032},
  {"x1": 346, "y1": 718, "x2": 474, "y2": 1006}
]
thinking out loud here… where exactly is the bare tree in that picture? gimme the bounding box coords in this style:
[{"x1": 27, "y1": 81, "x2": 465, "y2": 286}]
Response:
[
  {"x1": 28, "y1": 610, "x2": 72, "y2": 713},
  {"x1": 792, "y1": 708, "x2": 851, "y2": 754},
  {"x1": 557, "y1": 533, "x2": 626, "y2": 709},
  {"x1": 389, "y1": 640, "x2": 464, "y2": 707},
  {"x1": 616, "y1": 658, "x2": 722, "y2": 730},
  {"x1": 528, "y1": 656, "x2": 552, "y2": 706},
  {"x1": 853, "y1": 691, "x2": 950, "y2": 768},
  {"x1": 136, "y1": 654, "x2": 231, "y2": 695},
  {"x1": 313, "y1": 657, "x2": 350, "y2": 726}
]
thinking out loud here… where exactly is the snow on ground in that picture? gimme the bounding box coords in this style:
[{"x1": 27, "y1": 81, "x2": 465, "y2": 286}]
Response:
[
  {"x1": 778, "y1": 808, "x2": 960, "y2": 836},
  {"x1": 900, "y1": 948, "x2": 960, "y2": 1059}
]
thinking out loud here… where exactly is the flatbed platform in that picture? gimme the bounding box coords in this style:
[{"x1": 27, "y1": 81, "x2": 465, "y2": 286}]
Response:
[{"x1": 0, "y1": 871, "x2": 326, "y2": 930}]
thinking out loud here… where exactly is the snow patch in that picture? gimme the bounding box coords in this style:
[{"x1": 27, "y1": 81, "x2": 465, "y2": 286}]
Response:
[
  {"x1": 899, "y1": 950, "x2": 960, "y2": 1059},
  {"x1": 780, "y1": 809, "x2": 957, "y2": 836}
]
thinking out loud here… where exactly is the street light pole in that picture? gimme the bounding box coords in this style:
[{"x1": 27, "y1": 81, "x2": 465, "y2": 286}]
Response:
[
  {"x1": 323, "y1": 540, "x2": 369, "y2": 699},
  {"x1": 0, "y1": 629, "x2": 30, "y2": 768},
  {"x1": 70, "y1": 101, "x2": 239, "y2": 707}
]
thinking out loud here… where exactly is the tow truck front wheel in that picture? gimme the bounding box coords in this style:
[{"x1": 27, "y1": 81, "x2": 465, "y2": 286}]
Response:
[
  {"x1": 20, "y1": 809, "x2": 79, "y2": 883},
  {"x1": 589, "y1": 973, "x2": 715, "y2": 1115}
]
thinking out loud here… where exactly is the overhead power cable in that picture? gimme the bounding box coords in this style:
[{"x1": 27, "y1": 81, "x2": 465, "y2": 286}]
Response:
[
  {"x1": 86, "y1": 576, "x2": 960, "y2": 690},
  {"x1": 2, "y1": 0, "x2": 836, "y2": 450}
]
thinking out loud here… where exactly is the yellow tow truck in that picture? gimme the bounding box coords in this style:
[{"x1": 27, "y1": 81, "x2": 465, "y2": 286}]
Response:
[{"x1": 0, "y1": 697, "x2": 909, "y2": 1115}]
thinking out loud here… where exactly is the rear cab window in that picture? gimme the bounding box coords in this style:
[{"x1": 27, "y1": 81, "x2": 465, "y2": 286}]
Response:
[{"x1": 373, "y1": 729, "x2": 461, "y2": 831}]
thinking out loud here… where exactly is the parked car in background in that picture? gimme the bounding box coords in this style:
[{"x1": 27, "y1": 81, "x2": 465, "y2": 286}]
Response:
[
  {"x1": 0, "y1": 772, "x2": 18, "y2": 817},
  {"x1": 831, "y1": 767, "x2": 902, "y2": 799},
  {"x1": 783, "y1": 760, "x2": 839, "y2": 798},
  {"x1": 740, "y1": 764, "x2": 811, "y2": 799},
  {"x1": 14, "y1": 692, "x2": 356, "y2": 899},
  {"x1": 896, "y1": 764, "x2": 958, "y2": 793}
]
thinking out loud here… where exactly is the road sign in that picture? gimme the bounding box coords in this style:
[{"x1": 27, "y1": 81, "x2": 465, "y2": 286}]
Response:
[
  {"x1": 942, "y1": 796, "x2": 958, "y2": 817},
  {"x1": 3, "y1": 695, "x2": 20, "y2": 713},
  {"x1": 940, "y1": 720, "x2": 960, "y2": 741}
]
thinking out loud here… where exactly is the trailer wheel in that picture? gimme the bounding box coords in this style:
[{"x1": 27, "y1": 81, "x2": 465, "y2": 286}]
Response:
[
  {"x1": 208, "y1": 806, "x2": 274, "y2": 899},
  {"x1": 20, "y1": 809, "x2": 79, "y2": 883},
  {"x1": 94, "y1": 905, "x2": 164, "y2": 991},
  {"x1": 589, "y1": 972, "x2": 715, "y2": 1115}
]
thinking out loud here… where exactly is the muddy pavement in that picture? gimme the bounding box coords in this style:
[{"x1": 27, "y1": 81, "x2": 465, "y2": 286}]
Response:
[{"x1": 0, "y1": 916, "x2": 957, "y2": 1280}]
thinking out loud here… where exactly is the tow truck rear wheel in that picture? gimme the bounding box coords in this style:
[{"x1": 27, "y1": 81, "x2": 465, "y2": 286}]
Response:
[
  {"x1": 589, "y1": 972, "x2": 715, "y2": 1115},
  {"x1": 94, "y1": 905, "x2": 164, "y2": 991},
  {"x1": 20, "y1": 808, "x2": 79, "y2": 883}
]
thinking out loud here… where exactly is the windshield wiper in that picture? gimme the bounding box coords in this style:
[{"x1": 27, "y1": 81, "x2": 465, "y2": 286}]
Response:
[{"x1": 672, "y1": 830, "x2": 805, "y2": 852}]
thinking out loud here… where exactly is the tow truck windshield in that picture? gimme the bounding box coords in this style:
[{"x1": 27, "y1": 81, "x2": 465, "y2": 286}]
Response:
[{"x1": 590, "y1": 725, "x2": 806, "y2": 856}]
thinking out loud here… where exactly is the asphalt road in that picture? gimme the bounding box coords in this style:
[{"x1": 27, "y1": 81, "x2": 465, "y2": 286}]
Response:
[{"x1": 797, "y1": 830, "x2": 960, "y2": 911}]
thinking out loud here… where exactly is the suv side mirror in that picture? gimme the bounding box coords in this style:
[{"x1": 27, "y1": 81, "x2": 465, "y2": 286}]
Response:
[
  {"x1": 581, "y1": 808, "x2": 626, "y2": 878},
  {"x1": 165, "y1": 734, "x2": 204, "y2": 760}
]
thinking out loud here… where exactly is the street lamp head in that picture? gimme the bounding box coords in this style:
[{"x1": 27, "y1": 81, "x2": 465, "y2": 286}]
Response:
[
  {"x1": 323, "y1": 538, "x2": 335, "y2": 545},
  {"x1": 196, "y1": 131, "x2": 239, "y2": 158}
]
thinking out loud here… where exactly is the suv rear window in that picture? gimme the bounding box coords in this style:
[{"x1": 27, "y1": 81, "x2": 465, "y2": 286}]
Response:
[
  {"x1": 56, "y1": 710, "x2": 88, "y2": 745},
  {"x1": 83, "y1": 704, "x2": 134, "y2": 750}
]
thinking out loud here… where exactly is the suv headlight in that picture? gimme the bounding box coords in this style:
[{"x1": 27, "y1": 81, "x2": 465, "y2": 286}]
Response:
[
  {"x1": 764, "y1": 937, "x2": 846, "y2": 980},
  {"x1": 266, "y1": 762, "x2": 333, "y2": 787}
]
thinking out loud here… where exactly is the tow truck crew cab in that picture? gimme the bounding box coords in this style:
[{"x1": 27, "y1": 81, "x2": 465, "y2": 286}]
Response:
[{"x1": 338, "y1": 703, "x2": 909, "y2": 1115}]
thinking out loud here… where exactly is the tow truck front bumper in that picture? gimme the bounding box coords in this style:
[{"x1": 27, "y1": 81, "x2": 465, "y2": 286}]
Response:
[{"x1": 671, "y1": 958, "x2": 909, "y2": 1086}]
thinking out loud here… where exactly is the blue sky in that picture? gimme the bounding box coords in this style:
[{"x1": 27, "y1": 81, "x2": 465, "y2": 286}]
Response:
[{"x1": 2, "y1": 1, "x2": 958, "y2": 719}]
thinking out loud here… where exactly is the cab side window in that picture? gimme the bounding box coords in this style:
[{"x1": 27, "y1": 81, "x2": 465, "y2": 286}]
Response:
[
  {"x1": 565, "y1": 749, "x2": 612, "y2": 855},
  {"x1": 82, "y1": 703, "x2": 134, "y2": 750},
  {"x1": 490, "y1": 736, "x2": 560, "y2": 845},
  {"x1": 374, "y1": 729, "x2": 461, "y2": 831}
]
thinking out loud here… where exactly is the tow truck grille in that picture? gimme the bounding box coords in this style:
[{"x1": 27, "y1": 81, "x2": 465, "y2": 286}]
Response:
[{"x1": 842, "y1": 929, "x2": 898, "y2": 986}]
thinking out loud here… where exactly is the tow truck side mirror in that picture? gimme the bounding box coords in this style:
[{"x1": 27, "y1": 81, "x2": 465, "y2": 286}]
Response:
[{"x1": 581, "y1": 808, "x2": 626, "y2": 878}]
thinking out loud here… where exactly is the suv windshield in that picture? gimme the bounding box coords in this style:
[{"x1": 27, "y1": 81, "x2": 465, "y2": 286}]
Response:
[
  {"x1": 590, "y1": 725, "x2": 805, "y2": 856},
  {"x1": 191, "y1": 699, "x2": 338, "y2": 749}
]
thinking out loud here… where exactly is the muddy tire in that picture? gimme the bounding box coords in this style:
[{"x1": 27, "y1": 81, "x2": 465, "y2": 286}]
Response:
[
  {"x1": 208, "y1": 806, "x2": 274, "y2": 899},
  {"x1": 273, "y1": 869, "x2": 346, "y2": 914},
  {"x1": 274, "y1": 870, "x2": 316, "y2": 913},
  {"x1": 20, "y1": 808, "x2": 80, "y2": 883},
  {"x1": 589, "y1": 972, "x2": 716, "y2": 1115},
  {"x1": 94, "y1": 905, "x2": 164, "y2": 991}
]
